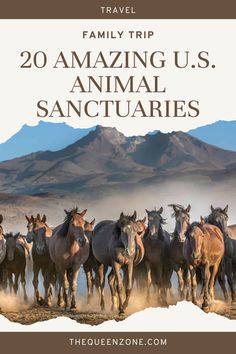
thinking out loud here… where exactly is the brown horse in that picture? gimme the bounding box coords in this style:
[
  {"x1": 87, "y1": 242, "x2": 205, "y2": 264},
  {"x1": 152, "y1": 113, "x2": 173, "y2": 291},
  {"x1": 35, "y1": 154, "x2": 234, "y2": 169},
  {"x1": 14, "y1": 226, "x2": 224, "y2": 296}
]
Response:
[
  {"x1": 83, "y1": 218, "x2": 97, "y2": 304},
  {"x1": 26, "y1": 214, "x2": 56, "y2": 306},
  {"x1": 206, "y1": 205, "x2": 236, "y2": 302},
  {"x1": 92, "y1": 211, "x2": 144, "y2": 315},
  {"x1": 169, "y1": 204, "x2": 191, "y2": 300},
  {"x1": 143, "y1": 207, "x2": 172, "y2": 306},
  {"x1": 49, "y1": 208, "x2": 90, "y2": 309},
  {"x1": 1, "y1": 232, "x2": 28, "y2": 301},
  {"x1": 0, "y1": 215, "x2": 6, "y2": 265},
  {"x1": 184, "y1": 218, "x2": 224, "y2": 310}
]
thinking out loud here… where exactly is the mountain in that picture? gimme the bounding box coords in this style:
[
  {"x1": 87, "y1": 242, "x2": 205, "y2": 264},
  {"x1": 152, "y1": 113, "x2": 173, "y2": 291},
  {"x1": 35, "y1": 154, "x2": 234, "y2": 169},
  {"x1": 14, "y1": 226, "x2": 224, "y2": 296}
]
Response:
[
  {"x1": 188, "y1": 120, "x2": 236, "y2": 152},
  {"x1": 0, "y1": 121, "x2": 94, "y2": 162},
  {"x1": 0, "y1": 126, "x2": 236, "y2": 195}
]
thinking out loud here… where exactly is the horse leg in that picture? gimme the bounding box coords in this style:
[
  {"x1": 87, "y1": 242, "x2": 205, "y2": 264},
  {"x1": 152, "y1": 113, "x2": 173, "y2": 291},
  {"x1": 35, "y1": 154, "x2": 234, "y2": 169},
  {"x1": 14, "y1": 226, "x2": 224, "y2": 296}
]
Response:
[
  {"x1": 189, "y1": 265, "x2": 197, "y2": 305},
  {"x1": 84, "y1": 264, "x2": 93, "y2": 305},
  {"x1": 184, "y1": 268, "x2": 191, "y2": 301},
  {"x1": 20, "y1": 269, "x2": 28, "y2": 303},
  {"x1": 225, "y1": 258, "x2": 236, "y2": 302},
  {"x1": 43, "y1": 269, "x2": 52, "y2": 307},
  {"x1": 176, "y1": 268, "x2": 184, "y2": 301},
  {"x1": 113, "y1": 261, "x2": 124, "y2": 315},
  {"x1": 62, "y1": 270, "x2": 69, "y2": 309},
  {"x1": 57, "y1": 271, "x2": 64, "y2": 307},
  {"x1": 108, "y1": 269, "x2": 118, "y2": 312},
  {"x1": 217, "y1": 271, "x2": 229, "y2": 302},
  {"x1": 13, "y1": 272, "x2": 19, "y2": 295},
  {"x1": 123, "y1": 262, "x2": 134, "y2": 311},
  {"x1": 209, "y1": 262, "x2": 219, "y2": 302},
  {"x1": 202, "y1": 263, "x2": 211, "y2": 310},
  {"x1": 97, "y1": 263, "x2": 106, "y2": 311},
  {"x1": 145, "y1": 261, "x2": 152, "y2": 304},
  {"x1": 112, "y1": 261, "x2": 124, "y2": 315},
  {"x1": 70, "y1": 268, "x2": 80, "y2": 310},
  {"x1": 157, "y1": 264, "x2": 166, "y2": 306},
  {"x1": 33, "y1": 264, "x2": 43, "y2": 305},
  {"x1": 8, "y1": 274, "x2": 13, "y2": 293}
]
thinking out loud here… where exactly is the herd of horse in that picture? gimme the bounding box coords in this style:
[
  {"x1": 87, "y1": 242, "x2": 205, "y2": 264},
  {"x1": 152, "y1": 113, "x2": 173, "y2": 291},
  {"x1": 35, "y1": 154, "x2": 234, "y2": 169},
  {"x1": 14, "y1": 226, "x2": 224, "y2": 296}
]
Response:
[{"x1": 0, "y1": 204, "x2": 235, "y2": 315}]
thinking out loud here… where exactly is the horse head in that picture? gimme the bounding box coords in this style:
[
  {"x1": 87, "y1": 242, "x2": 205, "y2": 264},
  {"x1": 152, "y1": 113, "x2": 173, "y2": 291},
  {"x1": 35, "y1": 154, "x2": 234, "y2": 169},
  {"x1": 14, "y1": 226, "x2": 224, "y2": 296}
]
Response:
[
  {"x1": 169, "y1": 204, "x2": 191, "y2": 242},
  {"x1": 64, "y1": 207, "x2": 87, "y2": 246},
  {"x1": 4, "y1": 232, "x2": 20, "y2": 261},
  {"x1": 186, "y1": 219, "x2": 205, "y2": 263},
  {"x1": 145, "y1": 207, "x2": 166, "y2": 240},
  {"x1": 116, "y1": 211, "x2": 137, "y2": 258},
  {"x1": 135, "y1": 217, "x2": 147, "y2": 239},
  {"x1": 207, "y1": 205, "x2": 229, "y2": 234},
  {"x1": 25, "y1": 213, "x2": 49, "y2": 255},
  {"x1": 84, "y1": 218, "x2": 95, "y2": 241}
]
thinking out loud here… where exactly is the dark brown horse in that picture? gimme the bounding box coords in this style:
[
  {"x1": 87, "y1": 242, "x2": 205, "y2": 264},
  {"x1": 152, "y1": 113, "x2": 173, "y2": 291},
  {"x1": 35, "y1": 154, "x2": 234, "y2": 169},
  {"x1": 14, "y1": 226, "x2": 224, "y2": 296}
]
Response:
[
  {"x1": 0, "y1": 215, "x2": 6, "y2": 265},
  {"x1": 206, "y1": 205, "x2": 236, "y2": 302},
  {"x1": 184, "y1": 218, "x2": 224, "y2": 310},
  {"x1": 83, "y1": 218, "x2": 98, "y2": 304},
  {"x1": 1, "y1": 232, "x2": 28, "y2": 301},
  {"x1": 49, "y1": 208, "x2": 90, "y2": 309},
  {"x1": 169, "y1": 204, "x2": 191, "y2": 300},
  {"x1": 92, "y1": 211, "x2": 144, "y2": 315},
  {"x1": 143, "y1": 207, "x2": 172, "y2": 306},
  {"x1": 26, "y1": 214, "x2": 56, "y2": 306}
]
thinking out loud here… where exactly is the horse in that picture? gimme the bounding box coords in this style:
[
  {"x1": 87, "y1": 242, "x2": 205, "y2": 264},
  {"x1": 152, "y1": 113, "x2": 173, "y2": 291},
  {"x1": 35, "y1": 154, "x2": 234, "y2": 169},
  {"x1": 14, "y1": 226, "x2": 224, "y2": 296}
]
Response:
[
  {"x1": 0, "y1": 215, "x2": 6, "y2": 265},
  {"x1": 169, "y1": 204, "x2": 191, "y2": 301},
  {"x1": 92, "y1": 211, "x2": 144, "y2": 315},
  {"x1": 83, "y1": 218, "x2": 98, "y2": 304},
  {"x1": 206, "y1": 205, "x2": 236, "y2": 302},
  {"x1": 49, "y1": 207, "x2": 90, "y2": 309},
  {"x1": 143, "y1": 207, "x2": 172, "y2": 306},
  {"x1": 183, "y1": 217, "x2": 224, "y2": 310},
  {"x1": 132, "y1": 217, "x2": 147, "y2": 289},
  {"x1": 26, "y1": 214, "x2": 56, "y2": 306},
  {"x1": 1, "y1": 232, "x2": 28, "y2": 301}
]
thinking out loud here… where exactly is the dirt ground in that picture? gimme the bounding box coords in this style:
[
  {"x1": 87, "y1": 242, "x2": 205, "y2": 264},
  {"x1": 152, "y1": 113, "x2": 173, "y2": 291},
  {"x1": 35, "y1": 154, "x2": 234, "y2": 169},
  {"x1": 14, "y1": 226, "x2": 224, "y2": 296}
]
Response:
[{"x1": 1, "y1": 295, "x2": 236, "y2": 326}]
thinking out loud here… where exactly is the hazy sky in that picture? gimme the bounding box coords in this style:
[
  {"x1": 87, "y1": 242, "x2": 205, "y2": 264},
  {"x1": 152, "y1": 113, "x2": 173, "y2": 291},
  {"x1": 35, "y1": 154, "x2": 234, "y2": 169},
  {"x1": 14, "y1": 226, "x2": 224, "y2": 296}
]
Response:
[{"x1": 1, "y1": 20, "x2": 236, "y2": 143}]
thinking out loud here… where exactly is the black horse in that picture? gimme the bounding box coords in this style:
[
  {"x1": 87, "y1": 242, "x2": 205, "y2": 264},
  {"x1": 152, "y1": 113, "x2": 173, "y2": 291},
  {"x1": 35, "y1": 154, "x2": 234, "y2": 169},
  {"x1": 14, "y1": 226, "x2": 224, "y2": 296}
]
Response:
[
  {"x1": 1, "y1": 232, "x2": 28, "y2": 301},
  {"x1": 92, "y1": 211, "x2": 144, "y2": 315},
  {"x1": 143, "y1": 207, "x2": 172, "y2": 306},
  {"x1": 169, "y1": 204, "x2": 191, "y2": 301}
]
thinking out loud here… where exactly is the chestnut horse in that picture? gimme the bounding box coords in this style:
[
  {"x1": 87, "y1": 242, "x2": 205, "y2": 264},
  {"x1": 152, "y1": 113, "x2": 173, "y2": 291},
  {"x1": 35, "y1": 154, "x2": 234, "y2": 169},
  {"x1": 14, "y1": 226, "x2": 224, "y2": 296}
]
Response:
[
  {"x1": 143, "y1": 207, "x2": 172, "y2": 306},
  {"x1": 26, "y1": 214, "x2": 57, "y2": 306},
  {"x1": 206, "y1": 205, "x2": 236, "y2": 302},
  {"x1": 169, "y1": 204, "x2": 191, "y2": 300},
  {"x1": 184, "y1": 218, "x2": 224, "y2": 310},
  {"x1": 49, "y1": 208, "x2": 90, "y2": 309}
]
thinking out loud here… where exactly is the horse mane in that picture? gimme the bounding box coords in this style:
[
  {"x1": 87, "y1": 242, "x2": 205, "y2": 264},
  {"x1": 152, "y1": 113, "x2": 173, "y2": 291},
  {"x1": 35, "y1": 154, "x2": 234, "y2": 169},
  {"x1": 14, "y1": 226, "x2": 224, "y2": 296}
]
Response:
[
  {"x1": 114, "y1": 214, "x2": 135, "y2": 237},
  {"x1": 186, "y1": 221, "x2": 204, "y2": 237},
  {"x1": 207, "y1": 207, "x2": 228, "y2": 222},
  {"x1": 60, "y1": 207, "x2": 79, "y2": 236},
  {"x1": 169, "y1": 204, "x2": 190, "y2": 218}
]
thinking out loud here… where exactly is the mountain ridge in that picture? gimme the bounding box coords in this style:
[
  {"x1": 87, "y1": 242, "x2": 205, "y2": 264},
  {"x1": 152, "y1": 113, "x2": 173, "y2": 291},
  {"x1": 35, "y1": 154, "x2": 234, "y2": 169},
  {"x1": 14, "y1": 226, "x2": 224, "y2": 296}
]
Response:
[{"x1": 0, "y1": 125, "x2": 236, "y2": 195}]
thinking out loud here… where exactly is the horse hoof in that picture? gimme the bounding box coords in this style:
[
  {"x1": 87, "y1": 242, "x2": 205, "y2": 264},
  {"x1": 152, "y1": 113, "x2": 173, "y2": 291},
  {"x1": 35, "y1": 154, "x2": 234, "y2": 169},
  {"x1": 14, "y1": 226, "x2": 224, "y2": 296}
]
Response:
[
  {"x1": 119, "y1": 309, "x2": 125, "y2": 316},
  {"x1": 37, "y1": 297, "x2": 45, "y2": 306}
]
